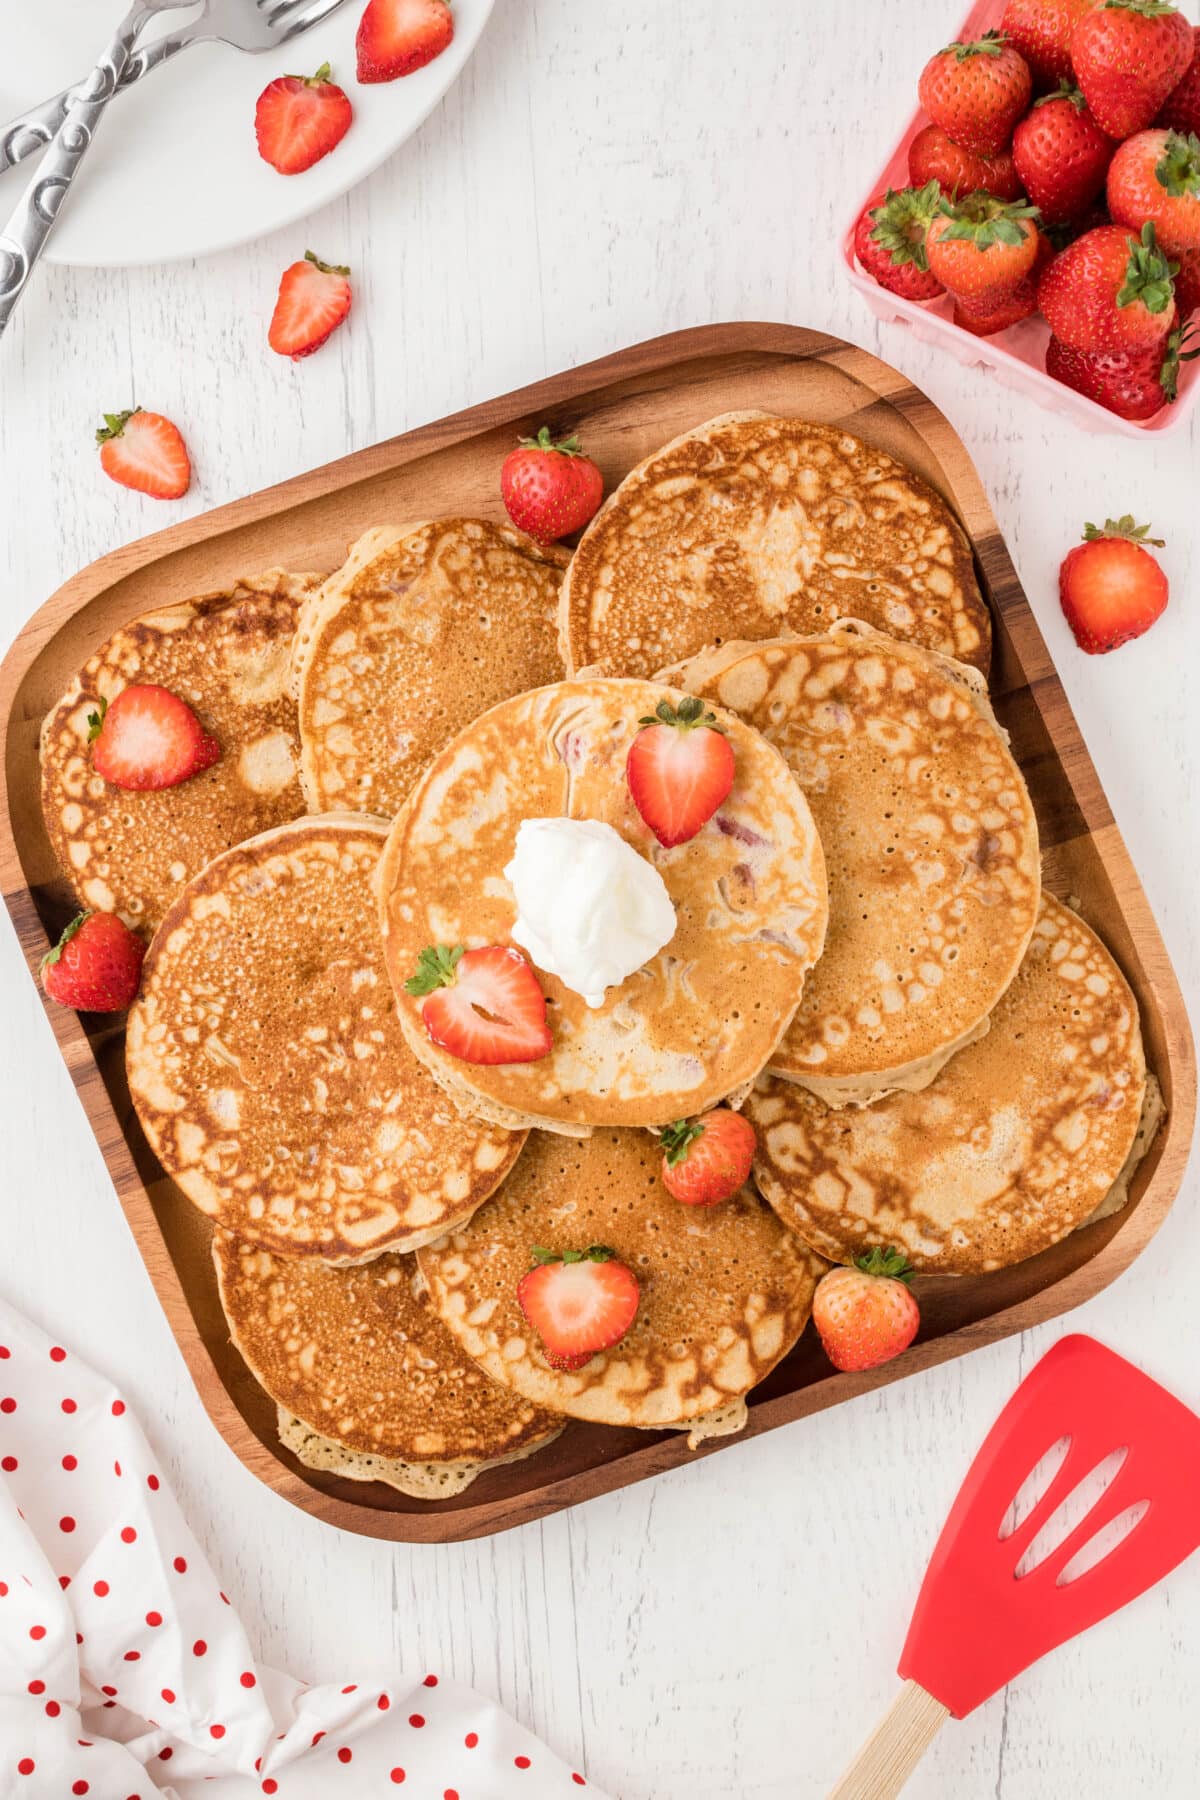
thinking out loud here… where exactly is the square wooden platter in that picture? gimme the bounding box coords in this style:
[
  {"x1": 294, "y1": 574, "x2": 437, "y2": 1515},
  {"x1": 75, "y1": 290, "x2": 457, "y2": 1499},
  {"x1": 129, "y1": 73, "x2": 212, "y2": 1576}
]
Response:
[{"x1": 1, "y1": 323, "x2": 1193, "y2": 1542}]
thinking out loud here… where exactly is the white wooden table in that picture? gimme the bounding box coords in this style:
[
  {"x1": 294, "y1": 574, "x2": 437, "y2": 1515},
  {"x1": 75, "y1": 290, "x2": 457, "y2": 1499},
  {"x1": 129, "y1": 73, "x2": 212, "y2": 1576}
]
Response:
[{"x1": 1, "y1": 3, "x2": 1197, "y2": 1794}]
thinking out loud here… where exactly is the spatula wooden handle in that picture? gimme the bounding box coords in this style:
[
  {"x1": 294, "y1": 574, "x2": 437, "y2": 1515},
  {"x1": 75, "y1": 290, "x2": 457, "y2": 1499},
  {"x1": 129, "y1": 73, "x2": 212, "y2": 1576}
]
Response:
[{"x1": 826, "y1": 1680, "x2": 950, "y2": 1800}]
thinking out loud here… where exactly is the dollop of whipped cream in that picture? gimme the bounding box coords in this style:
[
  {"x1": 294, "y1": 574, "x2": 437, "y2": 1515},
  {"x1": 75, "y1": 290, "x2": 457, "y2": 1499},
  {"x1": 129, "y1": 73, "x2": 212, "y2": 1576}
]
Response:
[{"x1": 504, "y1": 817, "x2": 677, "y2": 1008}]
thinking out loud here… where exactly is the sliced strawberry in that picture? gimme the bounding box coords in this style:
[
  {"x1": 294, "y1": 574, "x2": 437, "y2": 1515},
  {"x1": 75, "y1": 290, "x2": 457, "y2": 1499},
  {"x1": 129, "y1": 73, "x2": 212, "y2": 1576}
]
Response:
[
  {"x1": 625, "y1": 697, "x2": 735, "y2": 848},
  {"x1": 660, "y1": 1109, "x2": 756, "y2": 1207},
  {"x1": 516, "y1": 1247, "x2": 640, "y2": 1366},
  {"x1": 357, "y1": 0, "x2": 454, "y2": 83},
  {"x1": 89, "y1": 685, "x2": 220, "y2": 791},
  {"x1": 255, "y1": 64, "x2": 353, "y2": 175},
  {"x1": 268, "y1": 252, "x2": 352, "y2": 359},
  {"x1": 404, "y1": 944, "x2": 552, "y2": 1065},
  {"x1": 96, "y1": 409, "x2": 190, "y2": 501},
  {"x1": 41, "y1": 912, "x2": 145, "y2": 1013},
  {"x1": 1058, "y1": 517, "x2": 1169, "y2": 654}
]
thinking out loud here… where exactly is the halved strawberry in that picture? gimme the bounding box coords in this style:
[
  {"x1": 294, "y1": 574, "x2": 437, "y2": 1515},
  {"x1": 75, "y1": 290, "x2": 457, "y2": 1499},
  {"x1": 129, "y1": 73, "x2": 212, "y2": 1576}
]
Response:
[
  {"x1": 404, "y1": 944, "x2": 552, "y2": 1065},
  {"x1": 268, "y1": 252, "x2": 352, "y2": 359},
  {"x1": 255, "y1": 64, "x2": 353, "y2": 175},
  {"x1": 357, "y1": 0, "x2": 454, "y2": 83},
  {"x1": 96, "y1": 409, "x2": 190, "y2": 500},
  {"x1": 1058, "y1": 516, "x2": 1169, "y2": 654},
  {"x1": 625, "y1": 697, "x2": 735, "y2": 848},
  {"x1": 516, "y1": 1246, "x2": 640, "y2": 1368},
  {"x1": 660, "y1": 1109, "x2": 756, "y2": 1207},
  {"x1": 89, "y1": 685, "x2": 220, "y2": 791},
  {"x1": 41, "y1": 912, "x2": 145, "y2": 1013}
]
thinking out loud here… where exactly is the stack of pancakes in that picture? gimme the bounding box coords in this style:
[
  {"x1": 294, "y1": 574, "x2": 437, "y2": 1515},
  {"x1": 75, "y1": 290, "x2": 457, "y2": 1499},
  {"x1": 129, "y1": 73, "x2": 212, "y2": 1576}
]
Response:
[{"x1": 39, "y1": 415, "x2": 1160, "y2": 1500}]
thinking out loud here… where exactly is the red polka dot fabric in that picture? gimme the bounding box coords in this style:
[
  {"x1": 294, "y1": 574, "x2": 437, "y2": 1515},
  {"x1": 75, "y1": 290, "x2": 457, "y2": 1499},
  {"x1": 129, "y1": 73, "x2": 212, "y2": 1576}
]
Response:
[{"x1": 0, "y1": 1305, "x2": 601, "y2": 1797}]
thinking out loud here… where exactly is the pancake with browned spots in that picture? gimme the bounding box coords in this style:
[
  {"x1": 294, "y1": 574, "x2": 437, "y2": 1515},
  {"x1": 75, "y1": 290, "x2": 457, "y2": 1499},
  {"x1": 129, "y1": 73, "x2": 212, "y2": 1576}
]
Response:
[
  {"x1": 376, "y1": 677, "x2": 828, "y2": 1136},
  {"x1": 667, "y1": 626, "x2": 1041, "y2": 1106},
  {"x1": 559, "y1": 412, "x2": 991, "y2": 679},
  {"x1": 747, "y1": 895, "x2": 1150, "y2": 1274},
  {"x1": 417, "y1": 1127, "x2": 826, "y2": 1429},
  {"x1": 127, "y1": 815, "x2": 524, "y2": 1264},
  {"x1": 213, "y1": 1232, "x2": 561, "y2": 1498},
  {"x1": 40, "y1": 570, "x2": 321, "y2": 932},
  {"x1": 294, "y1": 519, "x2": 570, "y2": 818}
]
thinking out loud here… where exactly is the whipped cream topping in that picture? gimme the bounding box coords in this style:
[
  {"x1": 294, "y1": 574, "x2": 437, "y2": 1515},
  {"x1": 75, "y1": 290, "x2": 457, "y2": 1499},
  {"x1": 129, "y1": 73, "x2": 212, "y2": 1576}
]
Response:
[{"x1": 504, "y1": 817, "x2": 677, "y2": 1008}]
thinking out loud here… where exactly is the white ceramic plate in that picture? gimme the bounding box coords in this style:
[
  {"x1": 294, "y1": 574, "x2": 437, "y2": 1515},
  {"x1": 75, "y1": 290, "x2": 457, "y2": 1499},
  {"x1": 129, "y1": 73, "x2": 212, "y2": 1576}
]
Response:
[{"x1": 0, "y1": 0, "x2": 494, "y2": 268}]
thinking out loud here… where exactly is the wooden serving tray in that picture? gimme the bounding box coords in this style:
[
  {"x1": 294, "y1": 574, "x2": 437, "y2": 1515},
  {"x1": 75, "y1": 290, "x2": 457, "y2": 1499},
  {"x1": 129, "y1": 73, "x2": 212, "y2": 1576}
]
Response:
[{"x1": 1, "y1": 324, "x2": 1193, "y2": 1543}]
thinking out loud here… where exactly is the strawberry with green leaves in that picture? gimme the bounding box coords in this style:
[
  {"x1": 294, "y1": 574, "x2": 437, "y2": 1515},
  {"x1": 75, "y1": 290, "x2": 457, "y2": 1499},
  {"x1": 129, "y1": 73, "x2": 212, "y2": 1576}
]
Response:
[
  {"x1": 907, "y1": 125, "x2": 1023, "y2": 201},
  {"x1": 660, "y1": 1109, "x2": 756, "y2": 1207},
  {"x1": 812, "y1": 1250, "x2": 921, "y2": 1374},
  {"x1": 1070, "y1": 0, "x2": 1193, "y2": 140},
  {"x1": 625, "y1": 696, "x2": 735, "y2": 848},
  {"x1": 500, "y1": 427, "x2": 604, "y2": 542},
  {"x1": 1108, "y1": 129, "x2": 1200, "y2": 255},
  {"x1": 1039, "y1": 221, "x2": 1178, "y2": 350},
  {"x1": 516, "y1": 1246, "x2": 640, "y2": 1371},
  {"x1": 1013, "y1": 84, "x2": 1116, "y2": 228},
  {"x1": 1046, "y1": 320, "x2": 1198, "y2": 416},
  {"x1": 926, "y1": 194, "x2": 1042, "y2": 316},
  {"x1": 918, "y1": 31, "x2": 1033, "y2": 155},
  {"x1": 41, "y1": 912, "x2": 145, "y2": 1014},
  {"x1": 405, "y1": 943, "x2": 552, "y2": 1065},
  {"x1": 1059, "y1": 517, "x2": 1169, "y2": 652},
  {"x1": 853, "y1": 184, "x2": 944, "y2": 300}
]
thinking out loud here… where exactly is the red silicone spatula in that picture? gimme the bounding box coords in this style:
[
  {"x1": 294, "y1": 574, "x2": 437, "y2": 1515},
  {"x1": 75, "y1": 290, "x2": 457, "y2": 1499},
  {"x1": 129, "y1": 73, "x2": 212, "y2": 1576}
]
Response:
[{"x1": 829, "y1": 1335, "x2": 1200, "y2": 1799}]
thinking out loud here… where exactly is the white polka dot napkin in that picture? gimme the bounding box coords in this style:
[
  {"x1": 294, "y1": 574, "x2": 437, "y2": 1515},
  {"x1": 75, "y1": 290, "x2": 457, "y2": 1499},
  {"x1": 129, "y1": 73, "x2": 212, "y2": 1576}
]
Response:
[{"x1": 0, "y1": 1300, "x2": 604, "y2": 1797}]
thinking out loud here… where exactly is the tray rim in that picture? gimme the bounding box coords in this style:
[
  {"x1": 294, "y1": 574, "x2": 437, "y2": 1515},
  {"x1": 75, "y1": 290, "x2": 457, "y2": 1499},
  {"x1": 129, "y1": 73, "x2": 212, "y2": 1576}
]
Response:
[{"x1": 0, "y1": 321, "x2": 1194, "y2": 1543}]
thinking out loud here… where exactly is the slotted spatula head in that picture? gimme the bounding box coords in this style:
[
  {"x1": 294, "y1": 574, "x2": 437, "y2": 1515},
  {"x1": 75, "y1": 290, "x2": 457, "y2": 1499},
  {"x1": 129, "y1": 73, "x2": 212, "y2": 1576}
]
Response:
[{"x1": 898, "y1": 1335, "x2": 1200, "y2": 1719}]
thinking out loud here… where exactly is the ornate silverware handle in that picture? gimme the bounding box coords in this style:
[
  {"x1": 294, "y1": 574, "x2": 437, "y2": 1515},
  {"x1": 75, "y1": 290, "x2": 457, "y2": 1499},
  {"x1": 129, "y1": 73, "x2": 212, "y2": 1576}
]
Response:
[
  {"x1": 0, "y1": 3, "x2": 154, "y2": 338},
  {"x1": 0, "y1": 33, "x2": 182, "y2": 177}
]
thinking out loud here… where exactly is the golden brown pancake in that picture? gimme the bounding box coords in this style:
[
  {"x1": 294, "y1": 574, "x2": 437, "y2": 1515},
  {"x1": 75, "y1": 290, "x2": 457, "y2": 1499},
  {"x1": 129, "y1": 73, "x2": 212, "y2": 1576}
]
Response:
[
  {"x1": 668, "y1": 626, "x2": 1041, "y2": 1105},
  {"x1": 377, "y1": 678, "x2": 829, "y2": 1135},
  {"x1": 127, "y1": 815, "x2": 524, "y2": 1264},
  {"x1": 213, "y1": 1232, "x2": 561, "y2": 1499},
  {"x1": 559, "y1": 411, "x2": 991, "y2": 679},
  {"x1": 417, "y1": 1127, "x2": 827, "y2": 1428},
  {"x1": 747, "y1": 896, "x2": 1149, "y2": 1274},
  {"x1": 40, "y1": 570, "x2": 320, "y2": 932},
  {"x1": 293, "y1": 519, "x2": 570, "y2": 818}
]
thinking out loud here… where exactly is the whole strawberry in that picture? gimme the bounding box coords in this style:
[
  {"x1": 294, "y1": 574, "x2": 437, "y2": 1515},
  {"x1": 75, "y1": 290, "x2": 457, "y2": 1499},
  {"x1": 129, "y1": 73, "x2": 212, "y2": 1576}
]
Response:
[
  {"x1": 1038, "y1": 221, "x2": 1177, "y2": 350},
  {"x1": 918, "y1": 31, "x2": 1033, "y2": 156},
  {"x1": 41, "y1": 912, "x2": 145, "y2": 1013},
  {"x1": 1157, "y1": 24, "x2": 1200, "y2": 133},
  {"x1": 1001, "y1": 0, "x2": 1101, "y2": 91},
  {"x1": 660, "y1": 1109, "x2": 757, "y2": 1207},
  {"x1": 1108, "y1": 128, "x2": 1200, "y2": 254},
  {"x1": 1071, "y1": 0, "x2": 1193, "y2": 140},
  {"x1": 1046, "y1": 322, "x2": 1196, "y2": 415},
  {"x1": 500, "y1": 427, "x2": 604, "y2": 542},
  {"x1": 852, "y1": 184, "x2": 944, "y2": 300},
  {"x1": 1059, "y1": 516, "x2": 1169, "y2": 651},
  {"x1": 926, "y1": 194, "x2": 1042, "y2": 311},
  {"x1": 811, "y1": 1249, "x2": 920, "y2": 1374},
  {"x1": 1013, "y1": 84, "x2": 1116, "y2": 226},
  {"x1": 907, "y1": 124, "x2": 1024, "y2": 200}
]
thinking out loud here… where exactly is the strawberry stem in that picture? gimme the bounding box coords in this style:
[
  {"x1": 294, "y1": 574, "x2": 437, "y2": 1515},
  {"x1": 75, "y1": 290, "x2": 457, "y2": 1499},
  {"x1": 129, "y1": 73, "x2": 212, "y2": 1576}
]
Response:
[
  {"x1": 1102, "y1": 0, "x2": 1181, "y2": 15},
  {"x1": 637, "y1": 695, "x2": 726, "y2": 734},
  {"x1": 1155, "y1": 131, "x2": 1200, "y2": 200},
  {"x1": 95, "y1": 408, "x2": 139, "y2": 444},
  {"x1": 304, "y1": 249, "x2": 350, "y2": 277},
  {"x1": 867, "y1": 181, "x2": 941, "y2": 271},
  {"x1": 404, "y1": 943, "x2": 464, "y2": 995},
  {"x1": 660, "y1": 1117, "x2": 706, "y2": 1165},
  {"x1": 939, "y1": 28, "x2": 1010, "y2": 59},
  {"x1": 1082, "y1": 516, "x2": 1166, "y2": 546},
  {"x1": 1116, "y1": 223, "x2": 1177, "y2": 314},
  {"x1": 518, "y1": 425, "x2": 586, "y2": 456},
  {"x1": 853, "y1": 1246, "x2": 915, "y2": 1283},
  {"x1": 40, "y1": 912, "x2": 88, "y2": 972},
  {"x1": 86, "y1": 695, "x2": 108, "y2": 742},
  {"x1": 1033, "y1": 80, "x2": 1087, "y2": 112},
  {"x1": 936, "y1": 193, "x2": 1040, "y2": 249},
  {"x1": 528, "y1": 1245, "x2": 618, "y2": 1267}
]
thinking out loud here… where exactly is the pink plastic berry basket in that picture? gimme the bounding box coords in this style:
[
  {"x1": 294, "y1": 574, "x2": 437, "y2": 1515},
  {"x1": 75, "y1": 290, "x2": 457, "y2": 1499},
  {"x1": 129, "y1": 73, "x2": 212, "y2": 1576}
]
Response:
[{"x1": 841, "y1": 0, "x2": 1199, "y2": 438}]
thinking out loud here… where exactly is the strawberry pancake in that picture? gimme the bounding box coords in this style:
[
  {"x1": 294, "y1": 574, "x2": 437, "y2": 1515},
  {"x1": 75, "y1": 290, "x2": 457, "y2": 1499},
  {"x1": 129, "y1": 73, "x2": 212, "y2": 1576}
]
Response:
[
  {"x1": 668, "y1": 625, "x2": 1041, "y2": 1106},
  {"x1": 748, "y1": 896, "x2": 1154, "y2": 1275},
  {"x1": 293, "y1": 518, "x2": 569, "y2": 817},
  {"x1": 41, "y1": 571, "x2": 320, "y2": 933},
  {"x1": 417, "y1": 1126, "x2": 827, "y2": 1430},
  {"x1": 376, "y1": 677, "x2": 829, "y2": 1135},
  {"x1": 558, "y1": 412, "x2": 992, "y2": 679},
  {"x1": 127, "y1": 815, "x2": 524, "y2": 1263},
  {"x1": 213, "y1": 1234, "x2": 561, "y2": 1499}
]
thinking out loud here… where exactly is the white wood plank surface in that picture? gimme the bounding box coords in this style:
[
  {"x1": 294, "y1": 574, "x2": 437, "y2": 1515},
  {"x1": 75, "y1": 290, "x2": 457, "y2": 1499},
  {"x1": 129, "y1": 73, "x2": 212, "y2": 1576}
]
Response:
[{"x1": 1, "y1": 3, "x2": 1197, "y2": 1794}]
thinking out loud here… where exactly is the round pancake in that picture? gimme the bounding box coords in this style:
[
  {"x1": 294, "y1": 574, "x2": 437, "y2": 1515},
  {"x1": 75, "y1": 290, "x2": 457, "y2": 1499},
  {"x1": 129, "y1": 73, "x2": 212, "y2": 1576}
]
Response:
[
  {"x1": 559, "y1": 411, "x2": 991, "y2": 680},
  {"x1": 294, "y1": 518, "x2": 570, "y2": 817},
  {"x1": 377, "y1": 678, "x2": 829, "y2": 1135},
  {"x1": 127, "y1": 815, "x2": 524, "y2": 1263},
  {"x1": 40, "y1": 570, "x2": 320, "y2": 932},
  {"x1": 417, "y1": 1127, "x2": 827, "y2": 1427},
  {"x1": 670, "y1": 626, "x2": 1041, "y2": 1105},
  {"x1": 213, "y1": 1232, "x2": 561, "y2": 1499},
  {"x1": 747, "y1": 895, "x2": 1147, "y2": 1274}
]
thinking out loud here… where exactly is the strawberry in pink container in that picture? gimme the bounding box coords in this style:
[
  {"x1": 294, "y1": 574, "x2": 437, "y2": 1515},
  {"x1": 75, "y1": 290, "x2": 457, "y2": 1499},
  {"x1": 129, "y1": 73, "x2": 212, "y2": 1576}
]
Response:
[
  {"x1": 852, "y1": 184, "x2": 945, "y2": 300},
  {"x1": 927, "y1": 193, "x2": 1042, "y2": 331},
  {"x1": 908, "y1": 124, "x2": 1023, "y2": 198}
]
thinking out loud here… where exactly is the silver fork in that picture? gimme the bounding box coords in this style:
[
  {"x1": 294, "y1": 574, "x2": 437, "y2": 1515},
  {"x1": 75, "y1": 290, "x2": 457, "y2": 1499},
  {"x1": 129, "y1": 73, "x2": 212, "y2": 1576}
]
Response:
[
  {"x1": 0, "y1": 0, "x2": 347, "y2": 340},
  {"x1": 0, "y1": 0, "x2": 350, "y2": 174}
]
